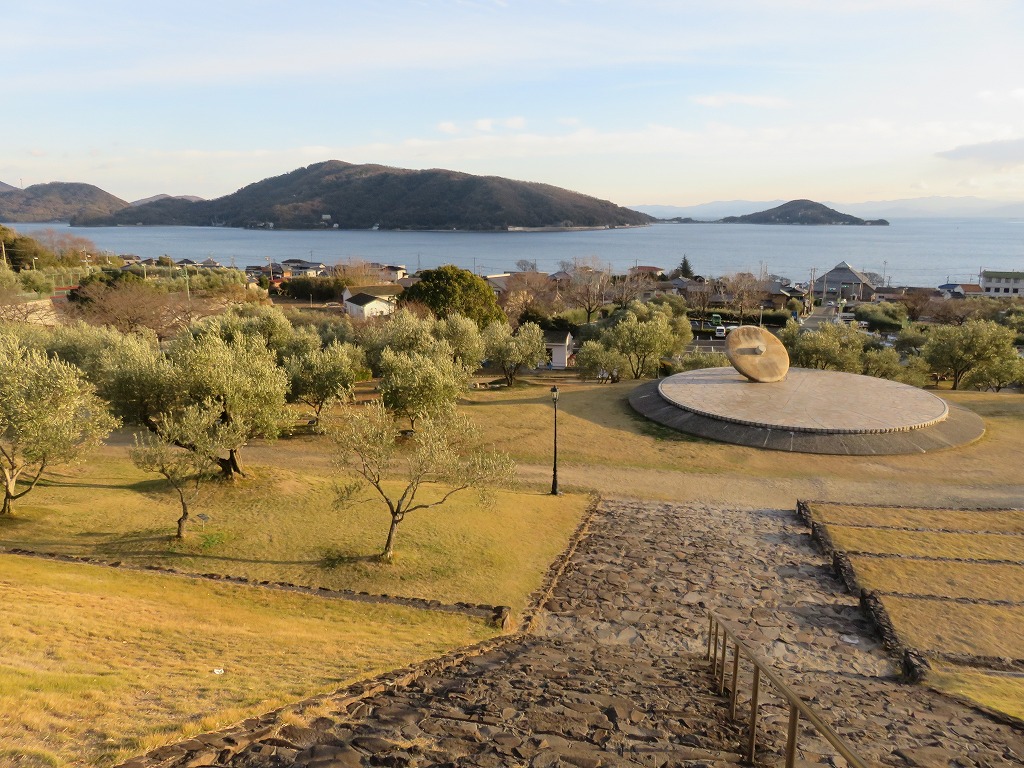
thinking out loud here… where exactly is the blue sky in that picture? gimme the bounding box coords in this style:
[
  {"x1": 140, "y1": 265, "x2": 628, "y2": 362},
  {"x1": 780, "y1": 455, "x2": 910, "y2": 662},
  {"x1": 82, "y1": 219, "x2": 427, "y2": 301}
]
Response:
[{"x1": 4, "y1": 1, "x2": 1024, "y2": 206}]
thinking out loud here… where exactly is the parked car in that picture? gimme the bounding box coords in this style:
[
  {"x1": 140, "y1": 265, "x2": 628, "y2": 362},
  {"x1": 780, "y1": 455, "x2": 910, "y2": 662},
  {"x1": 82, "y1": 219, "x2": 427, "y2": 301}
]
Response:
[{"x1": 714, "y1": 326, "x2": 727, "y2": 338}]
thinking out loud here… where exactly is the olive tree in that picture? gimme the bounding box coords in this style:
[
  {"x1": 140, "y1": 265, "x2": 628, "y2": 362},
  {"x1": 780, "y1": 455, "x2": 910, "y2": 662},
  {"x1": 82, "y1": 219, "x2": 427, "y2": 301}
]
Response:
[
  {"x1": 483, "y1": 321, "x2": 547, "y2": 386},
  {"x1": 0, "y1": 336, "x2": 118, "y2": 515},
  {"x1": 333, "y1": 400, "x2": 515, "y2": 561},
  {"x1": 130, "y1": 404, "x2": 225, "y2": 538},
  {"x1": 602, "y1": 312, "x2": 678, "y2": 379},
  {"x1": 378, "y1": 343, "x2": 468, "y2": 428},
  {"x1": 574, "y1": 340, "x2": 626, "y2": 382},
  {"x1": 286, "y1": 342, "x2": 369, "y2": 428},
  {"x1": 923, "y1": 320, "x2": 1018, "y2": 390}
]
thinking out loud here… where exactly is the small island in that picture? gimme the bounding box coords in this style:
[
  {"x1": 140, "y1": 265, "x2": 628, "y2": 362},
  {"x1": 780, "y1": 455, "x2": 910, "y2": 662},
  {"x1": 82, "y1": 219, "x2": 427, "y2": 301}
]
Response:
[{"x1": 717, "y1": 199, "x2": 889, "y2": 226}]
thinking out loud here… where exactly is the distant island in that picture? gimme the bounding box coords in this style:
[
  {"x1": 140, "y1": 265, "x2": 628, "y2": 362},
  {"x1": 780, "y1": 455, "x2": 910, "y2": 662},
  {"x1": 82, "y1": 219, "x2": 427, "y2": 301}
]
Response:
[
  {"x1": 663, "y1": 199, "x2": 889, "y2": 226},
  {"x1": 0, "y1": 161, "x2": 654, "y2": 231}
]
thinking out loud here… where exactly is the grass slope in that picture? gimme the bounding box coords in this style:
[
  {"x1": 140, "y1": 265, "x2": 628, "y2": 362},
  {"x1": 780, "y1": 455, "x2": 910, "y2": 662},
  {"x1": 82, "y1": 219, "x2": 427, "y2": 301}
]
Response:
[{"x1": 0, "y1": 556, "x2": 492, "y2": 767}]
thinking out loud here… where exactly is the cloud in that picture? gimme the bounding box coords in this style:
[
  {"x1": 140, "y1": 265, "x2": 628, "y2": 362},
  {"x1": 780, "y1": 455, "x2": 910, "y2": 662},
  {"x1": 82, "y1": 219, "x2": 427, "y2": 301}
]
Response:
[
  {"x1": 977, "y1": 89, "x2": 1024, "y2": 103},
  {"x1": 437, "y1": 121, "x2": 459, "y2": 135},
  {"x1": 692, "y1": 93, "x2": 789, "y2": 109},
  {"x1": 937, "y1": 138, "x2": 1024, "y2": 169},
  {"x1": 475, "y1": 119, "x2": 495, "y2": 131}
]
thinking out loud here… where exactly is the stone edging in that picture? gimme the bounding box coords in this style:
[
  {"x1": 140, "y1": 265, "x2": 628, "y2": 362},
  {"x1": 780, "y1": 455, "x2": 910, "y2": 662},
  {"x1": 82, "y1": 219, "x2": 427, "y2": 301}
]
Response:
[
  {"x1": 112, "y1": 494, "x2": 603, "y2": 768},
  {"x1": 796, "y1": 500, "x2": 928, "y2": 682},
  {"x1": 798, "y1": 497, "x2": 1024, "y2": 730},
  {"x1": 0, "y1": 546, "x2": 508, "y2": 624}
]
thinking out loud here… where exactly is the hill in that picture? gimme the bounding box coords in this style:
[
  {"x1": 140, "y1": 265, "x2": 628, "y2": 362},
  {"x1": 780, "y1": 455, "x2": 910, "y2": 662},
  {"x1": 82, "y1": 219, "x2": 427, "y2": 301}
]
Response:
[
  {"x1": 74, "y1": 160, "x2": 654, "y2": 230},
  {"x1": 719, "y1": 199, "x2": 888, "y2": 225},
  {"x1": 130, "y1": 193, "x2": 205, "y2": 207},
  {"x1": 0, "y1": 180, "x2": 16, "y2": 194},
  {"x1": 0, "y1": 182, "x2": 129, "y2": 222}
]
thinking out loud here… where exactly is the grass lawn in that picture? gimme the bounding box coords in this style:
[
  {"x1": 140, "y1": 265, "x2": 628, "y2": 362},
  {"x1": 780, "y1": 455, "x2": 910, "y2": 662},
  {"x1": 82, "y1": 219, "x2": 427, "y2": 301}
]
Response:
[
  {"x1": 0, "y1": 556, "x2": 493, "y2": 768},
  {"x1": 458, "y1": 379, "x2": 1024, "y2": 508},
  {"x1": 0, "y1": 448, "x2": 588, "y2": 613},
  {"x1": 882, "y1": 598, "x2": 1024, "y2": 659},
  {"x1": 928, "y1": 666, "x2": 1024, "y2": 723},
  {"x1": 810, "y1": 504, "x2": 1024, "y2": 534},
  {"x1": 823, "y1": 526, "x2": 1024, "y2": 561},
  {"x1": 850, "y1": 557, "x2": 1024, "y2": 602}
]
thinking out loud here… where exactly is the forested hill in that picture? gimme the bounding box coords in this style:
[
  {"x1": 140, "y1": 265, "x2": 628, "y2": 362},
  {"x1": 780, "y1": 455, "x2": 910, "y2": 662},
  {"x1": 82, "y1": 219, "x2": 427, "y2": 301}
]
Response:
[
  {"x1": 73, "y1": 161, "x2": 655, "y2": 230},
  {"x1": 719, "y1": 199, "x2": 889, "y2": 225},
  {"x1": 0, "y1": 182, "x2": 128, "y2": 222}
]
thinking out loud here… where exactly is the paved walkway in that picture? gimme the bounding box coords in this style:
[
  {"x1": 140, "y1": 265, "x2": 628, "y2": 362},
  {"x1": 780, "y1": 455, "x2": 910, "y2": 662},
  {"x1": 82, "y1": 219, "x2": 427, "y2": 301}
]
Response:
[{"x1": 125, "y1": 500, "x2": 1024, "y2": 768}]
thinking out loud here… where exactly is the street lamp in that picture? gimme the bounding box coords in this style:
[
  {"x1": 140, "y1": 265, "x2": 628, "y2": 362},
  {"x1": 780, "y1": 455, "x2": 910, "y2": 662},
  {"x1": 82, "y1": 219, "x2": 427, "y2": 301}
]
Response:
[{"x1": 550, "y1": 386, "x2": 559, "y2": 496}]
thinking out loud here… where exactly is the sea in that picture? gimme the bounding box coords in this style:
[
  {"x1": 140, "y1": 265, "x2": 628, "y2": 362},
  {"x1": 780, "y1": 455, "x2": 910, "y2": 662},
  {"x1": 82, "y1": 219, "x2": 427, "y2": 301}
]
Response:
[{"x1": 5, "y1": 219, "x2": 1023, "y2": 288}]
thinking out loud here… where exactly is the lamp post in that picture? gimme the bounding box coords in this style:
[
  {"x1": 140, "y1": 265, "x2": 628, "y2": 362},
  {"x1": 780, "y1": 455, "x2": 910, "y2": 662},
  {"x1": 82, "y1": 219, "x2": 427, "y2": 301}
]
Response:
[{"x1": 550, "y1": 386, "x2": 559, "y2": 496}]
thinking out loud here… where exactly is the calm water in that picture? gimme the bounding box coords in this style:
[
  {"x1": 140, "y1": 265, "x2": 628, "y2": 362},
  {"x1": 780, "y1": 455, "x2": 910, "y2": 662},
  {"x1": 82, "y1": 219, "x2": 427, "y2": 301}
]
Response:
[{"x1": 6, "y1": 219, "x2": 1023, "y2": 287}]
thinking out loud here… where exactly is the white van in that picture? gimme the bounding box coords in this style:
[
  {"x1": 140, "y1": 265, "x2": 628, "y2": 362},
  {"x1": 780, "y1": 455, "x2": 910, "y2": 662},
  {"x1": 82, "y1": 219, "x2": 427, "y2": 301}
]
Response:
[{"x1": 714, "y1": 326, "x2": 727, "y2": 338}]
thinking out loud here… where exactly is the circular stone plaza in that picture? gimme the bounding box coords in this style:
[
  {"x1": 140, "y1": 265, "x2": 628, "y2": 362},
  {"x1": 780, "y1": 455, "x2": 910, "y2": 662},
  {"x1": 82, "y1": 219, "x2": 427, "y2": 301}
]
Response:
[{"x1": 630, "y1": 366, "x2": 985, "y2": 455}]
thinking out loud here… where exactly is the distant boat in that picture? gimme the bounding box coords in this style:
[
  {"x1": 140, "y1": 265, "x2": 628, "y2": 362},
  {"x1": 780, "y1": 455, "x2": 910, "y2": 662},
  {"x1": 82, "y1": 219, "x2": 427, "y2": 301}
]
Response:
[{"x1": 371, "y1": 223, "x2": 380, "y2": 231}]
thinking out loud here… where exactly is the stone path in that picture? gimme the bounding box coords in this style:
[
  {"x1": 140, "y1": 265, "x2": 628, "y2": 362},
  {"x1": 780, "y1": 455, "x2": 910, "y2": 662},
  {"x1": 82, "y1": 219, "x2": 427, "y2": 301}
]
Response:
[{"x1": 123, "y1": 500, "x2": 1024, "y2": 768}]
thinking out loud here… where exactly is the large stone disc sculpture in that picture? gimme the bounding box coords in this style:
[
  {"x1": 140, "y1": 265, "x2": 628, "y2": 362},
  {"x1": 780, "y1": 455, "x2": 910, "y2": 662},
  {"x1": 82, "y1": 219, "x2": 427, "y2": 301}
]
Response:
[
  {"x1": 628, "y1": 324, "x2": 985, "y2": 454},
  {"x1": 724, "y1": 325, "x2": 789, "y2": 382}
]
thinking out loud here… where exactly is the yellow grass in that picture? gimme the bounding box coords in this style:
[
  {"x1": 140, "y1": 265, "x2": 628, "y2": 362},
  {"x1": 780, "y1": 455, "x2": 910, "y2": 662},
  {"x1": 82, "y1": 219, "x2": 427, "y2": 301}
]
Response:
[
  {"x1": 0, "y1": 556, "x2": 493, "y2": 768},
  {"x1": 928, "y1": 667, "x2": 1024, "y2": 722},
  {"x1": 809, "y1": 504, "x2": 1024, "y2": 534},
  {"x1": 824, "y1": 526, "x2": 1024, "y2": 561},
  {"x1": 1, "y1": 452, "x2": 588, "y2": 612},
  {"x1": 851, "y1": 557, "x2": 1024, "y2": 602},
  {"x1": 456, "y1": 379, "x2": 1024, "y2": 509},
  {"x1": 878, "y1": 598, "x2": 1024, "y2": 659}
]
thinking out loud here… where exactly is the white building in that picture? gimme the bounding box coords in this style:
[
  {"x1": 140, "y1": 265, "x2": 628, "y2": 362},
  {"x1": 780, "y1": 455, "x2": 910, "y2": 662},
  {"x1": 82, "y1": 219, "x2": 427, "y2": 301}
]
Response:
[
  {"x1": 344, "y1": 292, "x2": 397, "y2": 320},
  {"x1": 980, "y1": 270, "x2": 1024, "y2": 298}
]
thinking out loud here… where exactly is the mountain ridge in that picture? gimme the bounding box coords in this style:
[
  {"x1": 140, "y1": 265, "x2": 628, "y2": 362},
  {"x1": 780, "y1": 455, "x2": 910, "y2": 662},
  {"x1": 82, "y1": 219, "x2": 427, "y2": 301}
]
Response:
[
  {"x1": 0, "y1": 182, "x2": 127, "y2": 222},
  {"x1": 72, "y1": 160, "x2": 654, "y2": 230},
  {"x1": 719, "y1": 199, "x2": 888, "y2": 226}
]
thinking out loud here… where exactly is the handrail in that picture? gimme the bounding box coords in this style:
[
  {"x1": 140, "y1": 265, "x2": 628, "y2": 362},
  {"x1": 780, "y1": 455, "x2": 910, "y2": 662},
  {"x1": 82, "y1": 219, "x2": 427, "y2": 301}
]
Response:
[{"x1": 706, "y1": 609, "x2": 871, "y2": 768}]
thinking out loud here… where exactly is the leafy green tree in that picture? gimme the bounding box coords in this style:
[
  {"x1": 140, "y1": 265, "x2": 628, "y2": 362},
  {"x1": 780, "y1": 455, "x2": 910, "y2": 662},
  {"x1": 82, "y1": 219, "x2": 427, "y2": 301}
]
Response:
[
  {"x1": 895, "y1": 324, "x2": 929, "y2": 356},
  {"x1": 333, "y1": 400, "x2": 515, "y2": 561},
  {"x1": 433, "y1": 313, "x2": 485, "y2": 371},
  {"x1": 923, "y1": 320, "x2": 1018, "y2": 390},
  {"x1": 574, "y1": 339, "x2": 626, "y2": 382},
  {"x1": 358, "y1": 308, "x2": 436, "y2": 374},
  {"x1": 0, "y1": 336, "x2": 118, "y2": 515},
  {"x1": 400, "y1": 265, "x2": 504, "y2": 328},
  {"x1": 603, "y1": 312, "x2": 678, "y2": 379},
  {"x1": 166, "y1": 333, "x2": 289, "y2": 478},
  {"x1": 963, "y1": 354, "x2": 1024, "y2": 392},
  {"x1": 483, "y1": 321, "x2": 547, "y2": 386},
  {"x1": 783, "y1": 322, "x2": 865, "y2": 372},
  {"x1": 854, "y1": 301, "x2": 907, "y2": 333},
  {"x1": 378, "y1": 343, "x2": 468, "y2": 428},
  {"x1": 286, "y1": 342, "x2": 369, "y2": 428},
  {"x1": 130, "y1": 404, "x2": 223, "y2": 538},
  {"x1": 673, "y1": 349, "x2": 731, "y2": 372}
]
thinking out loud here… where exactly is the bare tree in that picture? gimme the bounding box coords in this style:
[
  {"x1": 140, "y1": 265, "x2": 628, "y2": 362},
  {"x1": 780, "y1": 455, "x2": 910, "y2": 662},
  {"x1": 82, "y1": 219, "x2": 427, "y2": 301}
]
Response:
[
  {"x1": 723, "y1": 272, "x2": 768, "y2": 324},
  {"x1": 563, "y1": 258, "x2": 611, "y2": 322}
]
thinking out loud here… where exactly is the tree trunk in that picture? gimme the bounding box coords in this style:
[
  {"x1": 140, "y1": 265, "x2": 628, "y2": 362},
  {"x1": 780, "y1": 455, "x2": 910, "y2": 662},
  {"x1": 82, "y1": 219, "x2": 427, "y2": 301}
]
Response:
[
  {"x1": 216, "y1": 449, "x2": 246, "y2": 481},
  {"x1": 176, "y1": 503, "x2": 189, "y2": 538},
  {"x1": 382, "y1": 513, "x2": 403, "y2": 562},
  {"x1": 1, "y1": 492, "x2": 11, "y2": 516}
]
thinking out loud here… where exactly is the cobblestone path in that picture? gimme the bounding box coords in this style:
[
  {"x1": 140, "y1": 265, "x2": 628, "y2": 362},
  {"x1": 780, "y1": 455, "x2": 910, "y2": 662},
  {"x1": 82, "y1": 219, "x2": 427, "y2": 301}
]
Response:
[{"x1": 127, "y1": 500, "x2": 1024, "y2": 768}]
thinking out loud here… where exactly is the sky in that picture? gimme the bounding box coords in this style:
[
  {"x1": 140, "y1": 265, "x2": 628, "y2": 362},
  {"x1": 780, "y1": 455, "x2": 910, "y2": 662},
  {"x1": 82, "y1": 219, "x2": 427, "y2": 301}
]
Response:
[{"x1": 4, "y1": 1, "x2": 1024, "y2": 207}]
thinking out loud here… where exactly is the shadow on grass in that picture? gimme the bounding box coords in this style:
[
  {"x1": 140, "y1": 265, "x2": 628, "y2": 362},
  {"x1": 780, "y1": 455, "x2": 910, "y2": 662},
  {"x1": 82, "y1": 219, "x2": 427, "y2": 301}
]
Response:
[{"x1": 318, "y1": 549, "x2": 381, "y2": 569}]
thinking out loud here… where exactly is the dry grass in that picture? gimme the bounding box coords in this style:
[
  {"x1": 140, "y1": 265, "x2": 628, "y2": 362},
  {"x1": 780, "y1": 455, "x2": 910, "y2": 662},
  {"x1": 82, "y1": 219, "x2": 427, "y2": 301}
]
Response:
[
  {"x1": 810, "y1": 503, "x2": 1024, "y2": 534},
  {"x1": 1, "y1": 453, "x2": 588, "y2": 612},
  {"x1": 824, "y1": 526, "x2": 1024, "y2": 561},
  {"x1": 850, "y1": 557, "x2": 1024, "y2": 602},
  {"x1": 0, "y1": 556, "x2": 493, "y2": 768},
  {"x1": 456, "y1": 379, "x2": 1024, "y2": 509},
  {"x1": 928, "y1": 666, "x2": 1024, "y2": 722},
  {"x1": 882, "y1": 598, "x2": 1024, "y2": 659}
]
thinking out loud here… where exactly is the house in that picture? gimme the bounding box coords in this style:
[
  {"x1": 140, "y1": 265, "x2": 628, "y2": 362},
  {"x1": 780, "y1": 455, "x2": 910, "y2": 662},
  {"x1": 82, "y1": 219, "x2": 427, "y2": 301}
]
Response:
[
  {"x1": 344, "y1": 292, "x2": 397, "y2": 320},
  {"x1": 629, "y1": 265, "x2": 666, "y2": 279},
  {"x1": 281, "y1": 258, "x2": 329, "y2": 277},
  {"x1": 938, "y1": 282, "x2": 985, "y2": 299},
  {"x1": 543, "y1": 329, "x2": 574, "y2": 370},
  {"x1": 979, "y1": 270, "x2": 1024, "y2": 298},
  {"x1": 341, "y1": 284, "x2": 403, "y2": 318},
  {"x1": 813, "y1": 261, "x2": 876, "y2": 302},
  {"x1": 341, "y1": 284, "x2": 404, "y2": 304},
  {"x1": 763, "y1": 280, "x2": 806, "y2": 311},
  {"x1": 367, "y1": 263, "x2": 408, "y2": 281}
]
